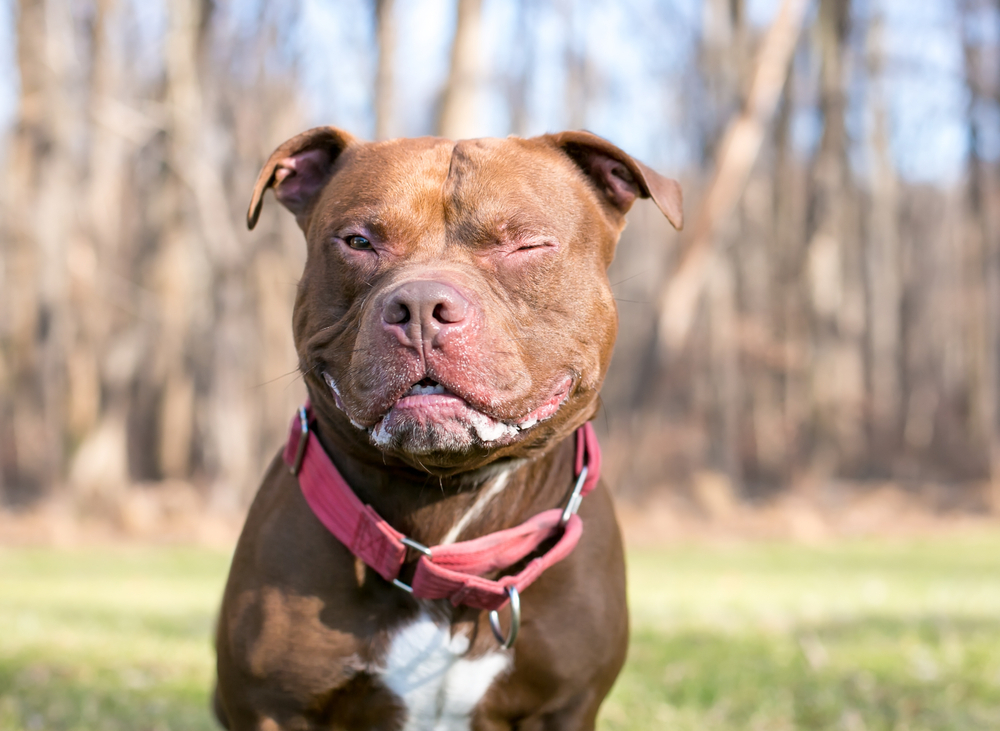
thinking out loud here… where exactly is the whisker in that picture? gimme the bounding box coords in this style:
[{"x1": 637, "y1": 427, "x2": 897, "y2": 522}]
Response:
[
  {"x1": 282, "y1": 363, "x2": 321, "y2": 393},
  {"x1": 597, "y1": 394, "x2": 610, "y2": 435},
  {"x1": 610, "y1": 272, "x2": 643, "y2": 288},
  {"x1": 254, "y1": 368, "x2": 304, "y2": 388}
]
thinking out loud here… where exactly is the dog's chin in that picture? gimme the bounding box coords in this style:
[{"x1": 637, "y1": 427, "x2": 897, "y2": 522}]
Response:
[
  {"x1": 371, "y1": 420, "x2": 489, "y2": 456},
  {"x1": 369, "y1": 393, "x2": 519, "y2": 456}
]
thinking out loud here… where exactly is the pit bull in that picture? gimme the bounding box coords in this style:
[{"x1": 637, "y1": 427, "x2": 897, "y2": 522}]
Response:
[{"x1": 213, "y1": 127, "x2": 682, "y2": 731}]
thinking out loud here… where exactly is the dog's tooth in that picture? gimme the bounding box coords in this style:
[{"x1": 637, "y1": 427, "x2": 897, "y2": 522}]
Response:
[
  {"x1": 407, "y1": 383, "x2": 447, "y2": 396},
  {"x1": 517, "y1": 416, "x2": 537, "y2": 430}
]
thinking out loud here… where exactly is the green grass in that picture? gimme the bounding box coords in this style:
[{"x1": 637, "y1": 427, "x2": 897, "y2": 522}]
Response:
[
  {"x1": 3, "y1": 537, "x2": 1000, "y2": 730},
  {"x1": 0, "y1": 549, "x2": 227, "y2": 731}
]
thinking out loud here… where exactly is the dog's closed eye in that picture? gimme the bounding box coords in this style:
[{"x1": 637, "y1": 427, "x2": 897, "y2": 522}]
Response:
[{"x1": 513, "y1": 239, "x2": 558, "y2": 253}]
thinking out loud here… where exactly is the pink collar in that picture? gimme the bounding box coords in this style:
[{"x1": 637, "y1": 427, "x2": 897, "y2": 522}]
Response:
[{"x1": 283, "y1": 403, "x2": 601, "y2": 613}]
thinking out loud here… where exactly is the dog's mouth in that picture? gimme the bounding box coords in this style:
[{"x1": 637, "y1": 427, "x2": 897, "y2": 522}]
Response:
[
  {"x1": 402, "y1": 378, "x2": 451, "y2": 397},
  {"x1": 323, "y1": 371, "x2": 570, "y2": 454}
]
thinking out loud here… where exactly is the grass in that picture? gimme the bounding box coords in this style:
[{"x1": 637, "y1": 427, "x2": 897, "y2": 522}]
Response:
[{"x1": 2, "y1": 537, "x2": 1000, "y2": 730}]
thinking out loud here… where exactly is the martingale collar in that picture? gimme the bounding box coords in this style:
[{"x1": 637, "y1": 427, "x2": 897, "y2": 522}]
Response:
[{"x1": 283, "y1": 403, "x2": 601, "y2": 615}]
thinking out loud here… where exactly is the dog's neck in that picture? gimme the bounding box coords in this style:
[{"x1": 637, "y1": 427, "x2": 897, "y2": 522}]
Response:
[{"x1": 307, "y1": 400, "x2": 577, "y2": 549}]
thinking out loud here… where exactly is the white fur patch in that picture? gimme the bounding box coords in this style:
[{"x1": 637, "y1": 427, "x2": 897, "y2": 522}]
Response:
[
  {"x1": 381, "y1": 613, "x2": 510, "y2": 730},
  {"x1": 440, "y1": 470, "x2": 511, "y2": 545}
]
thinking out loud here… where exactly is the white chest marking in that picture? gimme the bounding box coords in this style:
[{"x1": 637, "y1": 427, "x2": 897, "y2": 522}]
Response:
[
  {"x1": 381, "y1": 613, "x2": 511, "y2": 731},
  {"x1": 440, "y1": 470, "x2": 511, "y2": 545}
]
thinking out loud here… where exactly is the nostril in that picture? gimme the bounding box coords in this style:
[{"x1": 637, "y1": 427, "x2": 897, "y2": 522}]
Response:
[
  {"x1": 433, "y1": 298, "x2": 468, "y2": 324},
  {"x1": 384, "y1": 301, "x2": 410, "y2": 325}
]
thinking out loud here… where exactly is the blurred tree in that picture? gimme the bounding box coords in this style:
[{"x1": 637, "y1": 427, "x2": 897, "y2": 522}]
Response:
[
  {"x1": 804, "y1": 0, "x2": 862, "y2": 479},
  {"x1": 0, "y1": 0, "x2": 998, "y2": 515},
  {"x1": 375, "y1": 0, "x2": 397, "y2": 140},
  {"x1": 863, "y1": 10, "x2": 902, "y2": 463},
  {"x1": 962, "y1": 0, "x2": 1000, "y2": 508},
  {"x1": 3, "y1": 0, "x2": 77, "y2": 501},
  {"x1": 438, "y1": 0, "x2": 483, "y2": 138}
]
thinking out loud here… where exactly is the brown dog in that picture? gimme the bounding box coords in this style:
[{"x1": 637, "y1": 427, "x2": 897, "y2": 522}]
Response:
[{"x1": 213, "y1": 128, "x2": 682, "y2": 730}]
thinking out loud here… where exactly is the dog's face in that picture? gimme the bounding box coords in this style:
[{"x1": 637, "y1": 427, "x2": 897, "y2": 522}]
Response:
[{"x1": 249, "y1": 128, "x2": 681, "y2": 473}]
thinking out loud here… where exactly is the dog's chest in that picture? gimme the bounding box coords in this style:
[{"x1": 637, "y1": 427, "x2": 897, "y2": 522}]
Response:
[{"x1": 379, "y1": 612, "x2": 510, "y2": 730}]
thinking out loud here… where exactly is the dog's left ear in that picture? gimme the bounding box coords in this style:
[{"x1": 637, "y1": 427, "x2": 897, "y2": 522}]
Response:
[
  {"x1": 247, "y1": 126, "x2": 358, "y2": 230},
  {"x1": 545, "y1": 130, "x2": 683, "y2": 230}
]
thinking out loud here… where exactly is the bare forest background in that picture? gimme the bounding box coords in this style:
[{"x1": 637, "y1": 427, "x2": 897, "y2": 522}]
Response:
[{"x1": 1, "y1": 0, "x2": 999, "y2": 525}]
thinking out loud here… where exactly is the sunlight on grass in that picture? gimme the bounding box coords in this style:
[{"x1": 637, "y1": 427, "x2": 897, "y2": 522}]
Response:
[
  {"x1": 3, "y1": 537, "x2": 1000, "y2": 729},
  {"x1": 601, "y1": 537, "x2": 1000, "y2": 731},
  {"x1": 0, "y1": 548, "x2": 229, "y2": 731}
]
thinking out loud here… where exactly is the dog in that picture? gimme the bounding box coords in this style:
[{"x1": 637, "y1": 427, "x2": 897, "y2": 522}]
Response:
[{"x1": 212, "y1": 127, "x2": 682, "y2": 730}]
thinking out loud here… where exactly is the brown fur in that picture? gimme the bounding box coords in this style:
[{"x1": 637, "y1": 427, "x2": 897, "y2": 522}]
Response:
[{"x1": 215, "y1": 129, "x2": 682, "y2": 730}]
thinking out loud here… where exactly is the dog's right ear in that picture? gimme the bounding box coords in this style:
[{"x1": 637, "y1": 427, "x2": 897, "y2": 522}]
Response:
[{"x1": 247, "y1": 126, "x2": 357, "y2": 230}]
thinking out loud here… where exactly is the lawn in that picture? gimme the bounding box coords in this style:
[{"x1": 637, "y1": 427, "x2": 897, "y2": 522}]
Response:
[{"x1": 2, "y1": 536, "x2": 1000, "y2": 730}]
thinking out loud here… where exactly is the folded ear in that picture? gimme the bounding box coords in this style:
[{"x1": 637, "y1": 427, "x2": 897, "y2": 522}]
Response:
[
  {"x1": 544, "y1": 130, "x2": 683, "y2": 230},
  {"x1": 247, "y1": 126, "x2": 357, "y2": 230}
]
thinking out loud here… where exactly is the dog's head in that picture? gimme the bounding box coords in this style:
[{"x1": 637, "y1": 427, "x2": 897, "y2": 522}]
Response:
[{"x1": 249, "y1": 128, "x2": 682, "y2": 474}]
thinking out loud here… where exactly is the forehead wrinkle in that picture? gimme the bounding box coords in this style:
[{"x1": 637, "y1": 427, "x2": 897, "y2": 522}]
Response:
[
  {"x1": 441, "y1": 141, "x2": 513, "y2": 246},
  {"x1": 330, "y1": 145, "x2": 452, "y2": 243}
]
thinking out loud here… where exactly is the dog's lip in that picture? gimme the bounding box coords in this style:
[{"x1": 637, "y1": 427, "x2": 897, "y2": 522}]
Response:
[
  {"x1": 368, "y1": 375, "x2": 574, "y2": 448},
  {"x1": 322, "y1": 370, "x2": 572, "y2": 437},
  {"x1": 323, "y1": 371, "x2": 368, "y2": 430},
  {"x1": 387, "y1": 376, "x2": 571, "y2": 431}
]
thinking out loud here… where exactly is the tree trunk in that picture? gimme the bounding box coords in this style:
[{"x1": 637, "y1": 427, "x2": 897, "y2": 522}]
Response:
[
  {"x1": 67, "y1": 0, "x2": 133, "y2": 503},
  {"x1": 962, "y1": 0, "x2": 1000, "y2": 508},
  {"x1": 2, "y1": 0, "x2": 80, "y2": 500},
  {"x1": 657, "y1": 0, "x2": 810, "y2": 351},
  {"x1": 374, "y1": 0, "x2": 396, "y2": 140},
  {"x1": 438, "y1": 0, "x2": 483, "y2": 139},
  {"x1": 863, "y1": 12, "x2": 902, "y2": 457},
  {"x1": 804, "y1": 0, "x2": 866, "y2": 482}
]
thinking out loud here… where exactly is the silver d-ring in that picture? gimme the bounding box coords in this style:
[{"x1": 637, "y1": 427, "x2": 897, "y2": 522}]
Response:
[{"x1": 488, "y1": 586, "x2": 521, "y2": 649}]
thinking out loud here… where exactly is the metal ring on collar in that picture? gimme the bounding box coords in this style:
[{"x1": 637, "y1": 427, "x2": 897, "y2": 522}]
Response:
[{"x1": 488, "y1": 585, "x2": 521, "y2": 649}]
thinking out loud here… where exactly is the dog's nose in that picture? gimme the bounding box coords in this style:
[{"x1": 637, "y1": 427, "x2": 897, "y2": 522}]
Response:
[{"x1": 382, "y1": 280, "x2": 471, "y2": 348}]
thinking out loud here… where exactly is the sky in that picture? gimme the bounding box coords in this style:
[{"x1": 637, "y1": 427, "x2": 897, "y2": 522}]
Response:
[{"x1": 0, "y1": 0, "x2": 994, "y2": 184}]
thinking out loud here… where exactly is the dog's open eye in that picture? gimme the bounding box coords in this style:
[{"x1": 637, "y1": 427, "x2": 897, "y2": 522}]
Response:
[{"x1": 345, "y1": 235, "x2": 373, "y2": 250}]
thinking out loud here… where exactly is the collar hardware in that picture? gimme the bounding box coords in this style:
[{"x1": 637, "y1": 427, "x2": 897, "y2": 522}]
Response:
[
  {"x1": 488, "y1": 586, "x2": 521, "y2": 649},
  {"x1": 399, "y1": 536, "x2": 433, "y2": 557},
  {"x1": 283, "y1": 401, "x2": 601, "y2": 648},
  {"x1": 560, "y1": 465, "x2": 588, "y2": 526},
  {"x1": 290, "y1": 405, "x2": 310, "y2": 476}
]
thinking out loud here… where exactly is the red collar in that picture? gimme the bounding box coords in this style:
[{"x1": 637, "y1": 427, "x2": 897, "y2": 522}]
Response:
[{"x1": 283, "y1": 403, "x2": 601, "y2": 612}]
